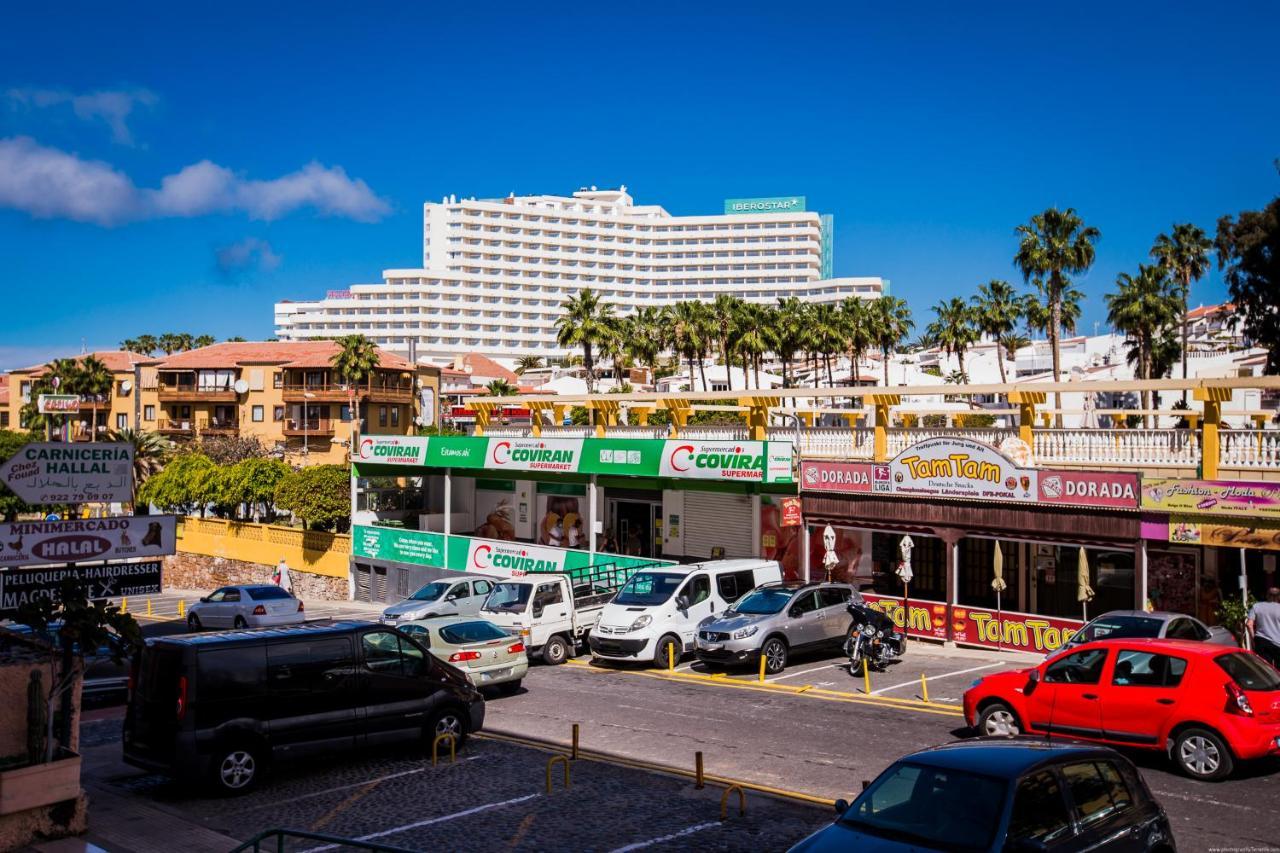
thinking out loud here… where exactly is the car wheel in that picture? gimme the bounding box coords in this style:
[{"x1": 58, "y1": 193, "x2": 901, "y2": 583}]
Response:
[
  {"x1": 233, "y1": 616, "x2": 248, "y2": 629},
  {"x1": 187, "y1": 613, "x2": 202, "y2": 632},
  {"x1": 977, "y1": 702, "x2": 1022, "y2": 737},
  {"x1": 210, "y1": 743, "x2": 261, "y2": 795},
  {"x1": 542, "y1": 635, "x2": 570, "y2": 665},
  {"x1": 761, "y1": 637, "x2": 788, "y2": 674},
  {"x1": 428, "y1": 707, "x2": 468, "y2": 748},
  {"x1": 1173, "y1": 727, "x2": 1234, "y2": 781},
  {"x1": 653, "y1": 634, "x2": 681, "y2": 669}
]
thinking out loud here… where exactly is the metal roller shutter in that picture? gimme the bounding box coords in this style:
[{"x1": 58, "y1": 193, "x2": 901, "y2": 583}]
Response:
[{"x1": 683, "y1": 491, "x2": 753, "y2": 559}]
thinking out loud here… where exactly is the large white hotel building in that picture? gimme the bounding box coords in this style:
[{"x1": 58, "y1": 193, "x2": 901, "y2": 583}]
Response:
[{"x1": 274, "y1": 186, "x2": 886, "y2": 360}]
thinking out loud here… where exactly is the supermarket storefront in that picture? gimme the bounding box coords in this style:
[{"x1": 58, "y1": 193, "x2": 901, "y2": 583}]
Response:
[
  {"x1": 348, "y1": 435, "x2": 796, "y2": 603},
  {"x1": 799, "y1": 438, "x2": 1143, "y2": 655}
]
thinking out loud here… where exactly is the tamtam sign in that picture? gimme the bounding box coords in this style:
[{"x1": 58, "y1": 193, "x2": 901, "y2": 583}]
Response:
[
  {"x1": 354, "y1": 436, "x2": 795, "y2": 484},
  {"x1": 0, "y1": 560, "x2": 162, "y2": 616},
  {"x1": 723, "y1": 196, "x2": 806, "y2": 214},
  {"x1": 1, "y1": 442, "x2": 134, "y2": 504},
  {"x1": 1144, "y1": 478, "x2": 1280, "y2": 518},
  {"x1": 0, "y1": 515, "x2": 176, "y2": 569},
  {"x1": 888, "y1": 437, "x2": 1035, "y2": 502},
  {"x1": 862, "y1": 593, "x2": 1082, "y2": 655},
  {"x1": 37, "y1": 394, "x2": 80, "y2": 414}
]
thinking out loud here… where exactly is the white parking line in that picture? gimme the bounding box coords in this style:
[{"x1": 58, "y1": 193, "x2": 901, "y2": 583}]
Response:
[
  {"x1": 609, "y1": 821, "x2": 719, "y2": 852},
  {"x1": 767, "y1": 662, "x2": 847, "y2": 683},
  {"x1": 870, "y1": 662, "x2": 1003, "y2": 695},
  {"x1": 298, "y1": 792, "x2": 540, "y2": 852}
]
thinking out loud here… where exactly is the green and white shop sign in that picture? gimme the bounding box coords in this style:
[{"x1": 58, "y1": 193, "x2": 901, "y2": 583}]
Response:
[
  {"x1": 723, "y1": 196, "x2": 806, "y2": 214},
  {"x1": 354, "y1": 436, "x2": 794, "y2": 484},
  {"x1": 353, "y1": 524, "x2": 669, "y2": 579}
]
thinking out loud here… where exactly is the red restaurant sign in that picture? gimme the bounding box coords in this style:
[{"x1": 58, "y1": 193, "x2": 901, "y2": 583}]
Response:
[
  {"x1": 863, "y1": 593, "x2": 1082, "y2": 655},
  {"x1": 799, "y1": 458, "x2": 1138, "y2": 510},
  {"x1": 780, "y1": 497, "x2": 803, "y2": 527}
]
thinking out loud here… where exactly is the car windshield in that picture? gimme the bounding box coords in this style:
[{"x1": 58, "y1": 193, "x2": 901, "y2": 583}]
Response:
[
  {"x1": 613, "y1": 572, "x2": 683, "y2": 607},
  {"x1": 410, "y1": 582, "x2": 450, "y2": 602},
  {"x1": 1076, "y1": 614, "x2": 1163, "y2": 642},
  {"x1": 839, "y1": 762, "x2": 1006, "y2": 852},
  {"x1": 1216, "y1": 652, "x2": 1280, "y2": 691},
  {"x1": 439, "y1": 621, "x2": 510, "y2": 645},
  {"x1": 246, "y1": 586, "x2": 292, "y2": 601},
  {"x1": 484, "y1": 582, "x2": 533, "y2": 612},
  {"x1": 733, "y1": 588, "x2": 793, "y2": 615}
]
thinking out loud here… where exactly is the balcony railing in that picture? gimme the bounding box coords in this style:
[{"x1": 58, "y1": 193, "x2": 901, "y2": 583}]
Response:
[
  {"x1": 156, "y1": 417, "x2": 194, "y2": 435},
  {"x1": 283, "y1": 419, "x2": 335, "y2": 437},
  {"x1": 156, "y1": 385, "x2": 237, "y2": 402},
  {"x1": 282, "y1": 383, "x2": 414, "y2": 402}
]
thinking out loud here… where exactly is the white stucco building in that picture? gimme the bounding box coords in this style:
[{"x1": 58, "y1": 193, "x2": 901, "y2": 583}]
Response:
[{"x1": 274, "y1": 186, "x2": 885, "y2": 359}]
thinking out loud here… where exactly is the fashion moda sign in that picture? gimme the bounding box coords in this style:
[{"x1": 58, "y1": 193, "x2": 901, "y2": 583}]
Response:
[
  {"x1": 1143, "y1": 478, "x2": 1280, "y2": 519},
  {"x1": 0, "y1": 560, "x2": 162, "y2": 616},
  {"x1": 0, "y1": 515, "x2": 176, "y2": 569},
  {"x1": 354, "y1": 436, "x2": 795, "y2": 483},
  {"x1": 1, "y1": 442, "x2": 134, "y2": 504}
]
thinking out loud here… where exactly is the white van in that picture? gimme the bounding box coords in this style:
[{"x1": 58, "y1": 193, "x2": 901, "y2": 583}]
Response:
[{"x1": 588, "y1": 559, "x2": 782, "y2": 666}]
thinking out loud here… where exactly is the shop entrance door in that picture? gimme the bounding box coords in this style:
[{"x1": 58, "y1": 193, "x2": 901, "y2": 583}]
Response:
[{"x1": 613, "y1": 499, "x2": 660, "y2": 558}]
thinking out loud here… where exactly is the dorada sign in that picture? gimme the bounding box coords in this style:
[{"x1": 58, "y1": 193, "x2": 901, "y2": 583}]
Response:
[
  {"x1": 0, "y1": 560, "x2": 162, "y2": 616},
  {"x1": 0, "y1": 515, "x2": 177, "y2": 569},
  {"x1": 1, "y1": 442, "x2": 134, "y2": 504}
]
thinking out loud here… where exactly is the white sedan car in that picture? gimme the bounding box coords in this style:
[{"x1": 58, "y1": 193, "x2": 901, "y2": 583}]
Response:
[{"x1": 186, "y1": 584, "x2": 305, "y2": 631}]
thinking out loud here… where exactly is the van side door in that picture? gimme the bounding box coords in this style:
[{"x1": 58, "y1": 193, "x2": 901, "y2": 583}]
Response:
[
  {"x1": 531, "y1": 580, "x2": 570, "y2": 644},
  {"x1": 467, "y1": 579, "x2": 494, "y2": 615},
  {"x1": 676, "y1": 573, "x2": 713, "y2": 648},
  {"x1": 359, "y1": 629, "x2": 436, "y2": 745},
  {"x1": 266, "y1": 637, "x2": 358, "y2": 756}
]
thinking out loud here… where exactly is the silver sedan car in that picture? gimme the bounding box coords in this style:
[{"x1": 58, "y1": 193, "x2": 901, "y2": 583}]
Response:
[
  {"x1": 186, "y1": 584, "x2": 305, "y2": 631},
  {"x1": 1060, "y1": 609, "x2": 1237, "y2": 655}
]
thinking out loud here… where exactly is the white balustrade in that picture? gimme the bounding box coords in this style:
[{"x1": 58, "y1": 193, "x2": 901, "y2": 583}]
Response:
[
  {"x1": 682, "y1": 425, "x2": 750, "y2": 441},
  {"x1": 1220, "y1": 430, "x2": 1280, "y2": 469},
  {"x1": 483, "y1": 426, "x2": 533, "y2": 437},
  {"x1": 1033, "y1": 429, "x2": 1199, "y2": 467}
]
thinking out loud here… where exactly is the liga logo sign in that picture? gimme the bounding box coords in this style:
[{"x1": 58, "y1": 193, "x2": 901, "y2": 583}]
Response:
[
  {"x1": 488, "y1": 438, "x2": 582, "y2": 472},
  {"x1": 659, "y1": 440, "x2": 769, "y2": 481},
  {"x1": 468, "y1": 540, "x2": 567, "y2": 577}
]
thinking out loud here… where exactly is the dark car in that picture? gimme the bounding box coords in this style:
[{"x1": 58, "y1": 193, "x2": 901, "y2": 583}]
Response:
[
  {"x1": 123, "y1": 620, "x2": 485, "y2": 794},
  {"x1": 788, "y1": 739, "x2": 1175, "y2": 852}
]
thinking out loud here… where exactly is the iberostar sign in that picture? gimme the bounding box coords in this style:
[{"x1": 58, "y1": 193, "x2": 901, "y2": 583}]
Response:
[{"x1": 355, "y1": 436, "x2": 795, "y2": 484}]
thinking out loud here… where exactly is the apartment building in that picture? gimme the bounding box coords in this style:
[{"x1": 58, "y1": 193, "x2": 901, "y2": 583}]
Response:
[
  {"x1": 275, "y1": 187, "x2": 886, "y2": 359},
  {"x1": 4, "y1": 351, "x2": 153, "y2": 438},
  {"x1": 138, "y1": 341, "x2": 440, "y2": 464}
]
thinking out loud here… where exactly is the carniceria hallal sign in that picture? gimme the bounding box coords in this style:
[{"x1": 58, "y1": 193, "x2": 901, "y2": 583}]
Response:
[{"x1": 723, "y1": 196, "x2": 806, "y2": 214}]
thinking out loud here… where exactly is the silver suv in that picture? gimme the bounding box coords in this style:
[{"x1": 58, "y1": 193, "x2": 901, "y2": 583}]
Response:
[{"x1": 695, "y1": 581, "x2": 860, "y2": 674}]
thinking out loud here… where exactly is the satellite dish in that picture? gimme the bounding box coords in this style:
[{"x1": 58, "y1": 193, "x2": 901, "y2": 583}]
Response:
[
  {"x1": 233, "y1": 379, "x2": 249, "y2": 394},
  {"x1": 119, "y1": 380, "x2": 133, "y2": 393}
]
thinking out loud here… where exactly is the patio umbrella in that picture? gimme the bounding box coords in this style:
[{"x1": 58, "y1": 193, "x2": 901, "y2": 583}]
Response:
[
  {"x1": 991, "y1": 541, "x2": 1007, "y2": 649},
  {"x1": 1077, "y1": 546, "x2": 1095, "y2": 620}
]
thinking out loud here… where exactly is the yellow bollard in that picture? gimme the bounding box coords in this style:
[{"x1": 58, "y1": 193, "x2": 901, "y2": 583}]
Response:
[
  {"x1": 695, "y1": 751, "x2": 705, "y2": 789},
  {"x1": 668, "y1": 641, "x2": 675, "y2": 671},
  {"x1": 862, "y1": 658, "x2": 871, "y2": 694},
  {"x1": 120, "y1": 597, "x2": 128, "y2": 614},
  {"x1": 571, "y1": 723, "x2": 579, "y2": 760},
  {"x1": 147, "y1": 598, "x2": 153, "y2": 616},
  {"x1": 758, "y1": 652, "x2": 767, "y2": 683},
  {"x1": 720, "y1": 785, "x2": 746, "y2": 819},
  {"x1": 432, "y1": 733, "x2": 457, "y2": 766},
  {"x1": 920, "y1": 673, "x2": 929, "y2": 703},
  {"x1": 178, "y1": 599, "x2": 185, "y2": 617},
  {"x1": 546, "y1": 754, "x2": 571, "y2": 792}
]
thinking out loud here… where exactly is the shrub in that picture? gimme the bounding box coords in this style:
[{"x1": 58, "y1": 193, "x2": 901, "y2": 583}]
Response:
[{"x1": 275, "y1": 464, "x2": 351, "y2": 531}]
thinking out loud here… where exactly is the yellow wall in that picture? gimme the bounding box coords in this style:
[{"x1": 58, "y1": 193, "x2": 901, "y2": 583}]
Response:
[
  {"x1": 178, "y1": 516, "x2": 350, "y2": 578},
  {"x1": 4, "y1": 370, "x2": 140, "y2": 437}
]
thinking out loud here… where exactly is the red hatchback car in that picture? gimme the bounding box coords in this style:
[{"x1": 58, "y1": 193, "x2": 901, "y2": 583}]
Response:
[{"x1": 964, "y1": 638, "x2": 1280, "y2": 781}]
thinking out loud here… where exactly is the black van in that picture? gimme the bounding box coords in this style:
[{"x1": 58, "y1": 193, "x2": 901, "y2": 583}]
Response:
[{"x1": 123, "y1": 620, "x2": 484, "y2": 794}]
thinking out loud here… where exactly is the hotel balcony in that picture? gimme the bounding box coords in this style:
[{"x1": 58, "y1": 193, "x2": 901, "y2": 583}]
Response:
[
  {"x1": 283, "y1": 418, "x2": 335, "y2": 437},
  {"x1": 156, "y1": 416, "x2": 195, "y2": 436},
  {"x1": 156, "y1": 385, "x2": 238, "y2": 403},
  {"x1": 281, "y1": 382, "x2": 414, "y2": 404}
]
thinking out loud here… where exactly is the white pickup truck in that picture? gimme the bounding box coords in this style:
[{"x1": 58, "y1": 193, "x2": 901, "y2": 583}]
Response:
[{"x1": 480, "y1": 564, "x2": 637, "y2": 665}]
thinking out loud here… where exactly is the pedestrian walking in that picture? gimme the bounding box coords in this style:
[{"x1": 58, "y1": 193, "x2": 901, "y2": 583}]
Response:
[
  {"x1": 1247, "y1": 587, "x2": 1280, "y2": 668},
  {"x1": 276, "y1": 557, "x2": 294, "y2": 594}
]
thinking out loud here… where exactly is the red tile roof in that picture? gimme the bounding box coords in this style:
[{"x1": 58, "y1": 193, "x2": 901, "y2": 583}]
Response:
[
  {"x1": 11, "y1": 351, "x2": 156, "y2": 376},
  {"x1": 430, "y1": 354, "x2": 518, "y2": 384},
  {"x1": 1187, "y1": 303, "x2": 1234, "y2": 320},
  {"x1": 154, "y1": 341, "x2": 414, "y2": 371}
]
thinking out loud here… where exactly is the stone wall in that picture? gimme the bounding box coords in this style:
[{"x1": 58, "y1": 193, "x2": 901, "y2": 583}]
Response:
[{"x1": 163, "y1": 553, "x2": 349, "y2": 601}]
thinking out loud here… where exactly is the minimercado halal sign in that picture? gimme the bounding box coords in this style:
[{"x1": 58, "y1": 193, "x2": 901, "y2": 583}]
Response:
[{"x1": 1, "y1": 442, "x2": 134, "y2": 504}]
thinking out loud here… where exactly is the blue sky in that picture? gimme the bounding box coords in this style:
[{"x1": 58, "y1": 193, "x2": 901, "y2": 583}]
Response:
[{"x1": 2, "y1": 2, "x2": 1277, "y2": 369}]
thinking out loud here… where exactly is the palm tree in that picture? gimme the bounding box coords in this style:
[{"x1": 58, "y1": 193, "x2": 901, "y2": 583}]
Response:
[
  {"x1": 926, "y1": 297, "x2": 980, "y2": 383},
  {"x1": 225, "y1": 336, "x2": 247, "y2": 343},
  {"x1": 109, "y1": 428, "x2": 171, "y2": 508},
  {"x1": 176, "y1": 333, "x2": 195, "y2": 352},
  {"x1": 622, "y1": 307, "x2": 665, "y2": 380},
  {"x1": 769, "y1": 297, "x2": 809, "y2": 388},
  {"x1": 597, "y1": 324, "x2": 626, "y2": 385},
  {"x1": 870, "y1": 296, "x2": 914, "y2": 386},
  {"x1": 485, "y1": 378, "x2": 517, "y2": 397},
  {"x1": 840, "y1": 297, "x2": 874, "y2": 384},
  {"x1": 119, "y1": 338, "x2": 140, "y2": 353},
  {"x1": 1003, "y1": 333, "x2": 1031, "y2": 367},
  {"x1": 710, "y1": 294, "x2": 742, "y2": 391},
  {"x1": 1151, "y1": 223, "x2": 1213, "y2": 401},
  {"x1": 330, "y1": 334, "x2": 382, "y2": 436},
  {"x1": 812, "y1": 303, "x2": 843, "y2": 386},
  {"x1": 193, "y1": 334, "x2": 216, "y2": 349},
  {"x1": 1014, "y1": 208, "x2": 1100, "y2": 425},
  {"x1": 971, "y1": 280, "x2": 1022, "y2": 385},
  {"x1": 136, "y1": 334, "x2": 158, "y2": 355},
  {"x1": 157, "y1": 333, "x2": 182, "y2": 355},
  {"x1": 667, "y1": 301, "x2": 707, "y2": 391},
  {"x1": 78, "y1": 355, "x2": 113, "y2": 441},
  {"x1": 514, "y1": 355, "x2": 544, "y2": 375},
  {"x1": 555, "y1": 289, "x2": 614, "y2": 393},
  {"x1": 735, "y1": 303, "x2": 769, "y2": 389},
  {"x1": 1022, "y1": 282, "x2": 1084, "y2": 341},
  {"x1": 1106, "y1": 264, "x2": 1180, "y2": 425}
]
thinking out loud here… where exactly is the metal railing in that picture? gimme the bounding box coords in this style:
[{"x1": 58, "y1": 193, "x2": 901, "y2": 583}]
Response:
[{"x1": 232, "y1": 828, "x2": 417, "y2": 853}]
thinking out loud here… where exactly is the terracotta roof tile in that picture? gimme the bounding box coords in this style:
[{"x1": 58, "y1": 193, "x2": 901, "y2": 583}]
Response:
[
  {"x1": 154, "y1": 341, "x2": 413, "y2": 371},
  {"x1": 1187, "y1": 302, "x2": 1235, "y2": 319},
  {"x1": 10, "y1": 351, "x2": 156, "y2": 376}
]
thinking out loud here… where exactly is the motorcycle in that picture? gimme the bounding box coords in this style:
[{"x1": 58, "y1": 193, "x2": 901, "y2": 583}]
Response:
[{"x1": 844, "y1": 601, "x2": 905, "y2": 672}]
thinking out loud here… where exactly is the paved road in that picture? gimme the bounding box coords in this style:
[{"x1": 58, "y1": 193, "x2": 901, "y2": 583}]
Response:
[{"x1": 484, "y1": 648, "x2": 1280, "y2": 853}]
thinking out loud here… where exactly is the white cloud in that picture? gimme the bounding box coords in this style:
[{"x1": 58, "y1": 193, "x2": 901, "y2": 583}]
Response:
[
  {"x1": 5, "y1": 87, "x2": 158, "y2": 145},
  {"x1": 215, "y1": 237, "x2": 282, "y2": 276},
  {"x1": 0, "y1": 137, "x2": 391, "y2": 226}
]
